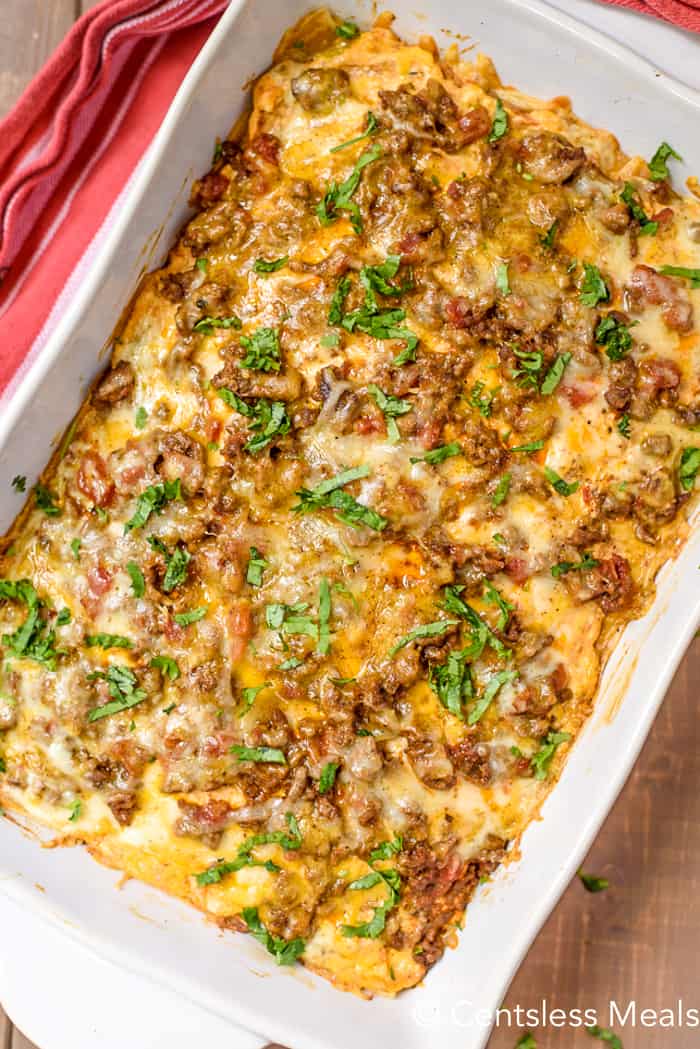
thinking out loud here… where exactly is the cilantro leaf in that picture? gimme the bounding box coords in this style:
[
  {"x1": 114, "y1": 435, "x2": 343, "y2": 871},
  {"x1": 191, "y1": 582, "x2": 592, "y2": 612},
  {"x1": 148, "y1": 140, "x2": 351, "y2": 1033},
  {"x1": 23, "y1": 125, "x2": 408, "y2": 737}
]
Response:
[
  {"x1": 34, "y1": 483, "x2": 61, "y2": 517},
  {"x1": 11, "y1": 475, "x2": 26, "y2": 493},
  {"x1": 0, "y1": 579, "x2": 65, "y2": 670},
  {"x1": 586, "y1": 1026, "x2": 623, "y2": 1049},
  {"x1": 580, "y1": 263, "x2": 609, "y2": 307},
  {"x1": 316, "y1": 144, "x2": 381, "y2": 234},
  {"x1": 126, "y1": 561, "x2": 145, "y2": 598},
  {"x1": 135, "y1": 406, "x2": 148, "y2": 430},
  {"x1": 578, "y1": 869, "x2": 609, "y2": 893},
  {"x1": 617, "y1": 413, "x2": 631, "y2": 439},
  {"x1": 491, "y1": 472, "x2": 511, "y2": 508},
  {"x1": 330, "y1": 111, "x2": 378, "y2": 153},
  {"x1": 389, "y1": 618, "x2": 459, "y2": 657},
  {"x1": 239, "y1": 327, "x2": 281, "y2": 372},
  {"x1": 319, "y1": 761, "x2": 339, "y2": 794},
  {"x1": 242, "y1": 906, "x2": 305, "y2": 965},
  {"x1": 317, "y1": 578, "x2": 332, "y2": 655},
  {"x1": 595, "y1": 315, "x2": 634, "y2": 361},
  {"x1": 367, "y1": 383, "x2": 411, "y2": 443},
  {"x1": 551, "y1": 552, "x2": 599, "y2": 578},
  {"x1": 658, "y1": 264, "x2": 700, "y2": 289},
  {"x1": 217, "y1": 389, "x2": 290, "y2": 453},
  {"x1": 495, "y1": 261, "x2": 510, "y2": 296},
  {"x1": 230, "y1": 745, "x2": 287, "y2": 764},
  {"x1": 193, "y1": 314, "x2": 242, "y2": 335},
  {"x1": 246, "y1": 546, "x2": 269, "y2": 587},
  {"x1": 336, "y1": 19, "x2": 359, "y2": 39},
  {"x1": 620, "y1": 181, "x2": 657, "y2": 235},
  {"x1": 292, "y1": 466, "x2": 387, "y2": 531},
  {"x1": 410, "y1": 443, "x2": 461, "y2": 465},
  {"x1": 87, "y1": 665, "x2": 147, "y2": 722},
  {"x1": 540, "y1": 352, "x2": 571, "y2": 395},
  {"x1": 124, "y1": 479, "x2": 182, "y2": 533},
  {"x1": 86, "y1": 633, "x2": 133, "y2": 650},
  {"x1": 544, "y1": 466, "x2": 579, "y2": 497},
  {"x1": 467, "y1": 668, "x2": 518, "y2": 725},
  {"x1": 174, "y1": 606, "x2": 207, "y2": 626},
  {"x1": 429, "y1": 648, "x2": 473, "y2": 718},
  {"x1": 253, "y1": 256, "x2": 288, "y2": 274},
  {"x1": 648, "y1": 141, "x2": 682, "y2": 182},
  {"x1": 488, "y1": 99, "x2": 508, "y2": 143},
  {"x1": 531, "y1": 730, "x2": 571, "y2": 780},
  {"x1": 150, "y1": 655, "x2": 181, "y2": 681},
  {"x1": 679, "y1": 447, "x2": 700, "y2": 491},
  {"x1": 540, "y1": 221, "x2": 558, "y2": 250}
]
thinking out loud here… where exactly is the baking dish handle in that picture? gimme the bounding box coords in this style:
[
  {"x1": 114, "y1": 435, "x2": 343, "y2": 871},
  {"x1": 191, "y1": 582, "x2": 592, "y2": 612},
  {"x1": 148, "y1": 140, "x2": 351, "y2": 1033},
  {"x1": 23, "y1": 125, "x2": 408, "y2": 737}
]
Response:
[{"x1": 0, "y1": 893, "x2": 267, "y2": 1049}]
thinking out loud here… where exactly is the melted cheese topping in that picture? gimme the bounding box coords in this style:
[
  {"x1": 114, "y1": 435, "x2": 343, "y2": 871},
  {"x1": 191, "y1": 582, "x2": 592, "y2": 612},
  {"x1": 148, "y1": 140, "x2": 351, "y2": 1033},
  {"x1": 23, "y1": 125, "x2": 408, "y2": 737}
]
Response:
[{"x1": 1, "y1": 8, "x2": 699, "y2": 997}]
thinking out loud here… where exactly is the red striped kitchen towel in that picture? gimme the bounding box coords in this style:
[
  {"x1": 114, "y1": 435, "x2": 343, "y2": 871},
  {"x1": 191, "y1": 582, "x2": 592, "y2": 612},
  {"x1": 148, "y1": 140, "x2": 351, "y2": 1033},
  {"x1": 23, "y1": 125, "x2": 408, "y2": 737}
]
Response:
[
  {"x1": 602, "y1": 0, "x2": 700, "y2": 31},
  {"x1": 0, "y1": 0, "x2": 229, "y2": 400},
  {"x1": 0, "y1": 0, "x2": 698, "y2": 402}
]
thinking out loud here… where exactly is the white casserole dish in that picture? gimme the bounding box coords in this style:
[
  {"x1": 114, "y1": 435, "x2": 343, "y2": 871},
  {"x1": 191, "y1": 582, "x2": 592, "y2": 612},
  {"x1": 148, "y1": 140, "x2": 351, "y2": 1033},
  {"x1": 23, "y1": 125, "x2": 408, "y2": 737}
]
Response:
[{"x1": 1, "y1": 2, "x2": 699, "y2": 1048}]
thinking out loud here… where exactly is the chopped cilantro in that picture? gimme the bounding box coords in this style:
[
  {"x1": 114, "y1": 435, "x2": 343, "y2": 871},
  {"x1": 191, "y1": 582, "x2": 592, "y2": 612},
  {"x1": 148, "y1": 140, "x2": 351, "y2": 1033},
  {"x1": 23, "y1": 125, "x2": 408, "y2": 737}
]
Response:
[
  {"x1": 148, "y1": 538, "x2": 191, "y2": 593},
  {"x1": 240, "y1": 682, "x2": 270, "y2": 713},
  {"x1": 495, "y1": 261, "x2": 510, "y2": 296},
  {"x1": 540, "y1": 221, "x2": 558, "y2": 250},
  {"x1": 253, "y1": 256, "x2": 288, "y2": 274},
  {"x1": 319, "y1": 761, "x2": 339, "y2": 794},
  {"x1": 586, "y1": 1026, "x2": 623, "y2": 1049},
  {"x1": 410, "y1": 442, "x2": 461, "y2": 465},
  {"x1": 292, "y1": 465, "x2": 387, "y2": 531},
  {"x1": 511, "y1": 440, "x2": 544, "y2": 454},
  {"x1": 531, "y1": 730, "x2": 571, "y2": 780},
  {"x1": 429, "y1": 648, "x2": 473, "y2": 718},
  {"x1": 196, "y1": 257, "x2": 209, "y2": 272},
  {"x1": 230, "y1": 745, "x2": 287, "y2": 764},
  {"x1": 217, "y1": 389, "x2": 290, "y2": 454},
  {"x1": 135, "y1": 406, "x2": 148, "y2": 430},
  {"x1": 11, "y1": 475, "x2": 26, "y2": 493},
  {"x1": 617, "y1": 413, "x2": 631, "y2": 439},
  {"x1": 648, "y1": 141, "x2": 682, "y2": 182},
  {"x1": 389, "y1": 618, "x2": 459, "y2": 658},
  {"x1": 317, "y1": 578, "x2": 332, "y2": 655},
  {"x1": 336, "y1": 19, "x2": 359, "y2": 39},
  {"x1": 126, "y1": 561, "x2": 145, "y2": 598},
  {"x1": 544, "y1": 466, "x2": 579, "y2": 497},
  {"x1": 34, "y1": 483, "x2": 61, "y2": 517},
  {"x1": 441, "y1": 584, "x2": 511, "y2": 659},
  {"x1": 150, "y1": 655, "x2": 180, "y2": 681},
  {"x1": 68, "y1": 799, "x2": 82, "y2": 823},
  {"x1": 540, "y1": 352, "x2": 571, "y2": 395},
  {"x1": 239, "y1": 326, "x2": 281, "y2": 372},
  {"x1": 483, "y1": 581, "x2": 513, "y2": 629},
  {"x1": 242, "y1": 906, "x2": 305, "y2": 965},
  {"x1": 467, "y1": 669, "x2": 518, "y2": 725},
  {"x1": 491, "y1": 472, "x2": 511, "y2": 507},
  {"x1": 246, "y1": 546, "x2": 269, "y2": 587},
  {"x1": 87, "y1": 665, "x2": 146, "y2": 722},
  {"x1": 124, "y1": 479, "x2": 182, "y2": 533},
  {"x1": 320, "y1": 332, "x2": 340, "y2": 348},
  {"x1": 330, "y1": 111, "x2": 378, "y2": 153},
  {"x1": 679, "y1": 447, "x2": 700, "y2": 491},
  {"x1": 580, "y1": 263, "x2": 609, "y2": 307},
  {"x1": 0, "y1": 579, "x2": 65, "y2": 670},
  {"x1": 578, "y1": 869, "x2": 609, "y2": 893},
  {"x1": 658, "y1": 264, "x2": 700, "y2": 289},
  {"x1": 70, "y1": 538, "x2": 82, "y2": 560},
  {"x1": 620, "y1": 181, "x2": 657, "y2": 235},
  {"x1": 174, "y1": 606, "x2": 207, "y2": 627},
  {"x1": 86, "y1": 633, "x2": 133, "y2": 649},
  {"x1": 513, "y1": 347, "x2": 543, "y2": 389},
  {"x1": 367, "y1": 383, "x2": 411, "y2": 443},
  {"x1": 316, "y1": 144, "x2": 381, "y2": 234},
  {"x1": 551, "y1": 552, "x2": 599, "y2": 578},
  {"x1": 193, "y1": 314, "x2": 242, "y2": 335},
  {"x1": 468, "y1": 380, "x2": 495, "y2": 417},
  {"x1": 488, "y1": 99, "x2": 508, "y2": 143},
  {"x1": 595, "y1": 315, "x2": 634, "y2": 361}
]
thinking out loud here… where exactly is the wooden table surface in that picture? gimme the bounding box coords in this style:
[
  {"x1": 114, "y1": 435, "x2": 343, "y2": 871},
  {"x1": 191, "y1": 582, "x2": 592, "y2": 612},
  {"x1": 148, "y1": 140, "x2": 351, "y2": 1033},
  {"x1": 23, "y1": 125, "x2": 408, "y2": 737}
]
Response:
[{"x1": 1, "y1": 4, "x2": 698, "y2": 1048}]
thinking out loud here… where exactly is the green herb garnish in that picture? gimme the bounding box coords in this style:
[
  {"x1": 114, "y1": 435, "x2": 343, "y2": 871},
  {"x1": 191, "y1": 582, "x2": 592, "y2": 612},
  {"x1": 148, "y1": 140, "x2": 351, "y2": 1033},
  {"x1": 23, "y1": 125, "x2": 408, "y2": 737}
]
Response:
[
  {"x1": 135, "y1": 406, "x2": 148, "y2": 430},
  {"x1": 34, "y1": 483, "x2": 60, "y2": 517},
  {"x1": 467, "y1": 669, "x2": 518, "y2": 725},
  {"x1": 658, "y1": 264, "x2": 700, "y2": 289},
  {"x1": 86, "y1": 633, "x2": 133, "y2": 650},
  {"x1": 367, "y1": 384, "x2": 411, "y2": 443},
  {"x1": 620, "y1": 181, "x2": 657, "y2": 235},
  {"x1": 242, "y1": 906, "x2": 305, "y2": 965},
  {"x1": 679, "y1": 447, "x2": 700, "y2": 491},
  {"x1": 551, "y1": 552, "x2": 599, "y2": 578},
  {"x1": 174, "y1": 606, "x2": 207, "y2": 626},
  {"x1": 316, "y1": 144, "x2": 381, "y2": 234},
  {"x1": 246, "y1": 547, "x2": 269, "y2": 587},
  {"x1": 292, "y1": 465, "x2": 387, "y2": 531},
  {"x1": 544, "y1": 466, "x2": 579, "y2": 497},
  {"x1": 578, "y1": 869, "x2": 609, "y2": 893},
  {"x1": 330, "y1": 111, "x2": 378, "y2": 153},
  {"x1": 150, "y1": 655, "x2": 180, "y2": 681},
  {"x1": 488, "y1": 99, "x2": 508, "y2": 143},
  {"x1": 126, "y1": 561, "x2": 145, "y2": 598},
  {"x1": 595, "y1": 315, "x2": 634, "y2": 360},
  {"x1": 495, "y1": 261, "x2": 510, "y2": 296},
  {"x1": 389, "y1": 618, "x2": 459, "y2": 658},
  {"x1": 648, "y1": 141, "x2": 682, "y2": 182},
  {"x1": 540, "y1": 352, "x2": 571, "y2": 395},
  {"x1": 240, "y1": 326, "x2": 281, "y2": 372},
  {"x1": 230, "y1": 745, "x2": 287, "y2": 764},
  {"x1": 580, "y1": 263, "x2": 609, "y2": 307},
  {"x1": 124, "y1": 479, "x2": 182, "y2": 533},
  {"x1": 253, "y1": 256, "x2": 288, "y2": 274},
  {"x1": 87, "y1": 665, "x2": 147, "y2": 722},
  {"x1": 531, "y1": 730, "x2": 571, "y2": 780},
  {"x1": 217, "y1": 389, "x2": 290, "y2": 454},
  {"x1": 319, "y1": 761, "x2": 339, "y2": 794}
]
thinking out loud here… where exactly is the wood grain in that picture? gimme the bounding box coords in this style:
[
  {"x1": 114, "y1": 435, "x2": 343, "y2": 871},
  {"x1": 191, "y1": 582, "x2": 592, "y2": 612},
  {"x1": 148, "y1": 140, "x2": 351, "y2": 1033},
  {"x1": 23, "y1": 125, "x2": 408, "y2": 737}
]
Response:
[{"x1": 0, "y1": 4, "x2": 699, "y2": 1049}]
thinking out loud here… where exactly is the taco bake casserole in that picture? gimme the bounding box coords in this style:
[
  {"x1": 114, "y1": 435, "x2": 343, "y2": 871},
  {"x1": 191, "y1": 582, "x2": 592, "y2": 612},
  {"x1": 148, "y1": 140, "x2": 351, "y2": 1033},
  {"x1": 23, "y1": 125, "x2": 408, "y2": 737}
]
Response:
[{"x1": 1, "y1": 9, "x2": 699, "y2": 996}]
